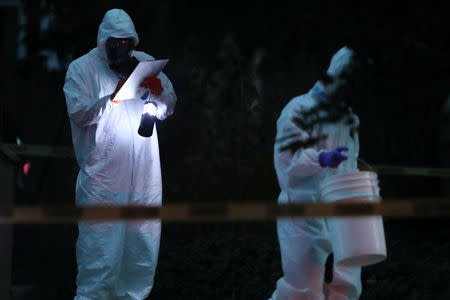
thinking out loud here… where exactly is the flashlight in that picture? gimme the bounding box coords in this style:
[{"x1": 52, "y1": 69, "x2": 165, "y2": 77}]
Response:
[{"x1": 138, "y1": 101, "x2": 157, "y2": 137}]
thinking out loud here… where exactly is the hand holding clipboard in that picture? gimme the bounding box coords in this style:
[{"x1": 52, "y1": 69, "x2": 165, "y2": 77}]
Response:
[{"x1": 111, "y1": 59, "x2": 169, "y2": 102}]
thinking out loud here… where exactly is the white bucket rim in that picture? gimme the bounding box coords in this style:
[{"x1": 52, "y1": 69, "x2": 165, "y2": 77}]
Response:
[
  {"x1": 320, "y1": 176, "x2": 378, "y2": 192},
  {"x1": 336, "y1": 253, "x2": 387, "y2": 267},
  {"x1": 320, "y1": 182, "x2": 380, "y2": 199},
  {"x1": 320, "y1": 195, "x2": 382, "y2": 204},
  {"x1": 320, "y1": 171, "x2": 378, "y2": 191}
]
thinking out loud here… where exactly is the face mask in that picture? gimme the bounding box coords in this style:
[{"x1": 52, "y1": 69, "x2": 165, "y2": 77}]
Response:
[{"x1": 106, "y1": 38, "x2": 137, "y2": 78}]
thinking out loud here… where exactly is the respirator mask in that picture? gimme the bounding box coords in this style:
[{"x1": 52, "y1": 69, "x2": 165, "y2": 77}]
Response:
[{"x1": 106, "y1": 37, "x2": 139, "y2": 78}]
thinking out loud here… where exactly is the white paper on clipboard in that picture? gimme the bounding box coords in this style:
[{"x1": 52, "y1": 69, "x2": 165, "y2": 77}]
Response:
[{"x1": 112, "y1": 59, "x2": 169, "y2": 101}]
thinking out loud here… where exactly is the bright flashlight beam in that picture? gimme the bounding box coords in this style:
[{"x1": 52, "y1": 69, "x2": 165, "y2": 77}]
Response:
[{"x1": 143, "y1": 102, "x2": 157, "y2": 115}]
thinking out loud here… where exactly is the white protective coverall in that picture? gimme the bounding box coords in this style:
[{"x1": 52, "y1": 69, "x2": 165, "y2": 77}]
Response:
[
  {"x1": 63, "y1": 9, "x2": 177, "y2": 300},
  {"x1": 269, "y1": 47, "x2": 362, "y2": 300}
]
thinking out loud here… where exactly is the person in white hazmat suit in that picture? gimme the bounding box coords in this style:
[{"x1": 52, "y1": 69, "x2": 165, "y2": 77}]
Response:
[
  {"x1": 269, "y1": 46, "x2": 362, "y2": 300},
  {"x1": 63, "y1": 9, "x2": 177, "y2": 300}
]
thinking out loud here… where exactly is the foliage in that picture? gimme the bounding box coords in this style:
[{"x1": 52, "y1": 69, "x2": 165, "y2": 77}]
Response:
[{"x1": 10, "y1": 0, "x2": 450, "y2": 203}]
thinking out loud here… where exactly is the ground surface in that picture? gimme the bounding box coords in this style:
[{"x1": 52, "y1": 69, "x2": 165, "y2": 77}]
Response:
[{"x1": 11, "y1": 219, "x2": 450, "y2": 299}]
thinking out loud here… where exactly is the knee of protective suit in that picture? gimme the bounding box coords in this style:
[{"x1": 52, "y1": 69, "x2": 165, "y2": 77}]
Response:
[
  {"x1": 283, "y1": 267, "x2": 325, "y2": 295},
  {"x1": 278, "y1": 223, "x2": 330, "y2": 269},
  {"x1": 327, "y1": 267, "x2": 362, "y2": 300}
]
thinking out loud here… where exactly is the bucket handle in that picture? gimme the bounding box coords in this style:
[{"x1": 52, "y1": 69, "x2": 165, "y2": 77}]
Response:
[{"x1": 358, "y1": 158, "x2": 376, "y2": 173}]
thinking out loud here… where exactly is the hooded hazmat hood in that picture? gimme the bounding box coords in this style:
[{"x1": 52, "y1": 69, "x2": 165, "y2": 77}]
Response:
[
  {"x1": 97, "y1": 9, "x2": 139, "y2": 47},
  {"x1": 326, "y1": 46, "x2": 355, "y2": 77}
]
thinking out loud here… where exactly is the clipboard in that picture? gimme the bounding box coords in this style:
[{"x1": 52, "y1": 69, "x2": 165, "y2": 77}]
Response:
[{"x1": 112, "y1": 59, "x2": 169, "y2": 101}]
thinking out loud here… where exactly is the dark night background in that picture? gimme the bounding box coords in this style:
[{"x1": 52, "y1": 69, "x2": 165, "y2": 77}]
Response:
[{"x1": 1, "y1": 0, "x2": 449, "y2": 299}]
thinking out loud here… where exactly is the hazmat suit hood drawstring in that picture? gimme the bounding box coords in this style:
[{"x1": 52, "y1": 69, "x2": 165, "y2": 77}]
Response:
[{"x1": 95, "y1": 9, "x2": 139, "y2": 60}]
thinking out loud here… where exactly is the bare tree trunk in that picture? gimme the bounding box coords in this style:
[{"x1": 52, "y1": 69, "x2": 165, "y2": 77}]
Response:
[
  {"x1": 0, "y1": 6, "x2": 19, "y2": 141},
  {"x1": 25, "y1": 0, "x2": 41, "y2": 67}
]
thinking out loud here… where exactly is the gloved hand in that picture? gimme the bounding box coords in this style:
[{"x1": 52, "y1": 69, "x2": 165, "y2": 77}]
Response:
[
  {"x1": 318, "y1": 146, "x2": 348, "y2": 168},
  {"x1": 139, "y1": 76, "x2": 163, "y2": 99},
  {"x1": 111, "y1": 78, "x2": 127, "y2": 104}
]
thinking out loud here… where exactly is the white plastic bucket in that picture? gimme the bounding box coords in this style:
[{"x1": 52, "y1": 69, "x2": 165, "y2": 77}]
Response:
[
  {"x1": 320, "y1": 171, "x2": 378, "y2": 192},
  {"x1": 320, "y1": 171, "x2": 387, "y2": 267}
]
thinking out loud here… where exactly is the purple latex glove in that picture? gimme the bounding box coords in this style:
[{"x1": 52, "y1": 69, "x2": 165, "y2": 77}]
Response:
[{"x1": 319, "y1": 146, "x2": 349, "y2": 168}]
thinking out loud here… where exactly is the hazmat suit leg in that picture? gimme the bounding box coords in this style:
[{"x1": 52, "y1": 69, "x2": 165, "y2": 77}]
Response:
[
  {"x1": 269, "y1": 217, "x2": 362, "y2": 300},
  {"x1": 269, "y1": 217, "x2": 331, "y2": 300},
  {"x1": 114, "y1": 124, "x2": 163, "y2": 300},
  {"x1": 74, "y1": 220, "x2": 127, "y2": 300},
  {"x1": 115, "y1": 221, "x2": 161, "y2": 300},
  {"x1": 326, "y1": 265, "x2": 362, "y2": 300},
  {"x1": 73, "y1": 167, "x2": 132, "y2": 299}
]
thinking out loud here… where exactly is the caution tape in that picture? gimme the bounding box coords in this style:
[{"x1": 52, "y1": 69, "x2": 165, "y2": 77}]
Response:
[
  {"x1": 1, "y1": 143, "x2": 75, "y2": 159},
  {"x1": 3, "y1": 143, "x2": 450, "y2": 177},
  {"x1": 1, "y1": 197, "x2": 450, "y2": 224}
]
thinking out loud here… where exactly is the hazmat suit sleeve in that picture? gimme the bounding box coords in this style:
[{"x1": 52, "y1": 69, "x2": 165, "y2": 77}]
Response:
[
  {"x1": 153, "y1": 71, "x2": 177, "y2": 120},
  {"x1": 134, "y1": 51, "x2": 177, "y2": 120},
  {"x1": 274, "y1": 96, "x2": 326, "y2": 183},
  {"x1": 64, "y1": 62, "x2": 114, "y2": 127}
]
